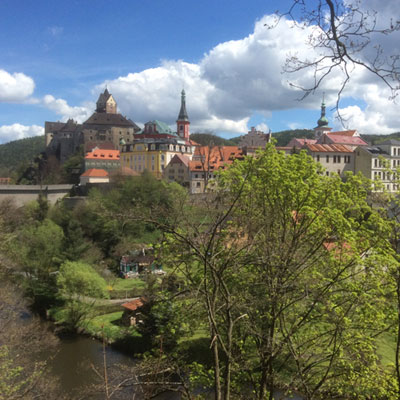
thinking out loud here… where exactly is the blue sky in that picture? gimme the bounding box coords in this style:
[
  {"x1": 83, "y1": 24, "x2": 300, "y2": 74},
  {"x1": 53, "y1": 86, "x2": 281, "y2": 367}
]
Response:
[{"x1": 0, "y1": 0, "x2": 399, "y2": 143}]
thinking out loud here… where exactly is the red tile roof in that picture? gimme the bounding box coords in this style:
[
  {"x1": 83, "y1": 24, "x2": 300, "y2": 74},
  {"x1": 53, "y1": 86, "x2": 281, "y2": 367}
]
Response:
[
  {"x1": 85, "y1": 148, "x2": 120, "y2": 160},
  {"x1": 318, "y1": 134, "x2": 367, "y2": 146},
  {"x1": 81, "y1": 168, "x2": 109, "y2": 177},
  {"x1": 286, "y1": 138, "x2": 317, "y2": 148},
  {"x1": 122, "y1": 298, "x2": 144, "y2": 312},
  {"x1": 189, "y1": 146, "x2": 243, "y2": 172},
  {"x1": 306, "y1": 144, "x2": 353, "y2": 153}
]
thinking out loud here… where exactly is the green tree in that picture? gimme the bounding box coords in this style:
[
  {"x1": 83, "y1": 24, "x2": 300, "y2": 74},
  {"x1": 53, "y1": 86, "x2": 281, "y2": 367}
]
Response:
[{"x1": 161, "y1": 144, "x2": 396, "y2": 399}]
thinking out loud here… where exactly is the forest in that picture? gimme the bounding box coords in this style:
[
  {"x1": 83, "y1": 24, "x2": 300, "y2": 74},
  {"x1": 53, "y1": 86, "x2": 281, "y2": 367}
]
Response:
[{"x1": 1, "y1": 144, "x2": 400, "y2": 399}]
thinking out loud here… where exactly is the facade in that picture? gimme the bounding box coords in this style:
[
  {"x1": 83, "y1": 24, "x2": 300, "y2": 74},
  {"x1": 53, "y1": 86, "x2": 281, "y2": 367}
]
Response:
[
  {"x1": 354, "y1": 140, "x2": 400, "y2": 192},
  {"x1": 79, "y1": 168, "x2": 109, "y2": 185},
  {"x1": 84, "y1": 148, "x2": 121, "y2": 172},
  {"x1": 163, "y1": 154, "x2": 190, "y2": 186},
  {"x1": 239, "y1": 126, "x2": 271, "y2": 151},
  {"x1": 304, "y1": 143, "x2": 354, "y2": 177}
]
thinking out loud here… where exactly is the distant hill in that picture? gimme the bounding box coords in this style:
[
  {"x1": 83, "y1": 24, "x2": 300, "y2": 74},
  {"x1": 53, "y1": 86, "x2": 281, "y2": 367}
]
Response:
[
  {"x1": 190, "y1": 130, "x2": 316, "y2": 148},
  {"x1": 361, "y1": 132, "x2": 400, "y2": 145},
  {"x1": 190, "y1": 133, "x2": 239, "y2": 146},
  {"x1": 0, "y1": 136, "x2": 45, "y2": 176}
]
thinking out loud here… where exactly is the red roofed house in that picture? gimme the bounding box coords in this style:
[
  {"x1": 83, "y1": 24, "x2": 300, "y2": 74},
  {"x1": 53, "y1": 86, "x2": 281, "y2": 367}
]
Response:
[
  {"x1": 189, "y1": 146, "x2": 244, "y2": 193},
  {"x1": 121, "y1": 298, "x2": 145, "y2": 326},
  {"x1": 84, "y1": 147, "x2": 121, "y2": 172},
  {"x1": 286, "y1": 138, "x2": 317, "y2": 149},
  {"x1": 80, "y1": 168, "x2": 109, "y2": 185},
  {"x1": 304, "y1": 143, "x2": 354, "y2": 177}
]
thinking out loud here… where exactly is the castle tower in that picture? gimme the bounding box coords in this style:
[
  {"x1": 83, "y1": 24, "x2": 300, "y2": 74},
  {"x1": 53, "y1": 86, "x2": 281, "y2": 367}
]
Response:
[
  {"x1": 314, "y1": 95, "x2": 331, "y2": 139},
  {"x1": 96, "y1": 89, "x2": 117, "y2": 114},
  {"x1": 176, "y1": 89, "x2": 190, "y2": 140}
]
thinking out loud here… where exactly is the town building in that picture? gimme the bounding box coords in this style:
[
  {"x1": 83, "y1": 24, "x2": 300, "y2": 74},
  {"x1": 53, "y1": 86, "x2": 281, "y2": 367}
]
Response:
[
  {"x1": 163, "y1": 154, "x2": 191, "y2": 187},
  {"x1": 354, "y1": 140, "x2": 400, "y2": 192},
  {"x1": 189, "y1": 146, "x2": 244, "y2": 194},
  {"x1": 84, "y1": 148, "x2": 121, "y2": 172},
  {"x1": 120, "y1": 90, "x2": 196, "y2": 178},
  {"x1": 79, "y1": 168, "x2": 109, "y2": 185},
  {"x1": 239, "y1": 126, "x2": 271, "y2": 152},
  {"x1": 304, "y1": 143, "x2": 354, "y2": 177}
]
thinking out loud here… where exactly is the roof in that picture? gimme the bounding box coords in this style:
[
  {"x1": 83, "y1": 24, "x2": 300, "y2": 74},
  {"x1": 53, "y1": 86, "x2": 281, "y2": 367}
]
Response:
[
  {"x1": 109, "y1": 167, "x2": 140, "y2": 177},
  {"x1": 81, "y1": 168, "x2": 109, "y2": 177},
  {"x1": 143, "y1": 120, "x2": 176, "y2": 135},
  {"x1": 85, "y1": 148, "x2": 120, "y2": 160},
  {"x1": 286, "y1": 138, "x2": 317, "y2": 148},
  {"x1": 122, "y1": 298, "x2": 144, "y2": 312},
  {"x1": 318, "y1": 133, "x2": 367, "y2": 146},
  {"x1": 85, "y1": 141, "x2": 116, "y2": 152},
  {"x1": 168, "y1": 153, "x2": 190, "y2": 167},
  {"x1": 84, "y1": 112, "x2": 136, "y2": 127},
  {"x1": 189, "y1": 146, "x2": 243, "y2": 172},
  {"x1": 329, "y1": 130, "x2": 358, "y2": 137},
  {"x1": 305, "y1": 144, "x2": 353, "y2": 153},
  {"x1": 177, "y1": 89, "x2": 189, "y2": 121}
]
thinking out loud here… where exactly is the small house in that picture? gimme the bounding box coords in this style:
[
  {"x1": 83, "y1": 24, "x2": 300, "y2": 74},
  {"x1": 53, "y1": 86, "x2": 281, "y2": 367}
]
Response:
[
  {"x1": 121, "y1": 298, "x2": 144, "y2": 326},
  {"x1": 119, "y1": 247, "x2": 165, "y2": 278}
]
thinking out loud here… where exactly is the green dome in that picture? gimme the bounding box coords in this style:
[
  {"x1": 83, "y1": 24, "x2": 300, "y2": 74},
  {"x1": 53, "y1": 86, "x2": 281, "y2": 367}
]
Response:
[{"x1": 317, "y1": 115, "x2": 329, "y2": 127}]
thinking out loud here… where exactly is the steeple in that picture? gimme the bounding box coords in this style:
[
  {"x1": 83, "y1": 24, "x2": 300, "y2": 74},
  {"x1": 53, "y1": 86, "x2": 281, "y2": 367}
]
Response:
[
  {"x1": 177, "y1": 89, "x2": 190, "y2": 140},
  {"x1": 314, "y1": 94, "x2": 331, "y2": 139},
  {"x1": 177, "y1": 89, "x2": 189, "y2": 121},
  {"x1": 317, "y1": 94, "x2": 329, "y2": 127}
]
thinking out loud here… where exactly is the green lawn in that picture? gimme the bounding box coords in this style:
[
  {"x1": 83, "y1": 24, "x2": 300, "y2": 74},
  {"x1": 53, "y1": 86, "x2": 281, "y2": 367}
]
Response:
[
  {"x1": 108, "y1": 277, "x2": 147, "y2": 291},
  {"x1": 84, "y1": 311, "x2": 140, "y2": 342}
]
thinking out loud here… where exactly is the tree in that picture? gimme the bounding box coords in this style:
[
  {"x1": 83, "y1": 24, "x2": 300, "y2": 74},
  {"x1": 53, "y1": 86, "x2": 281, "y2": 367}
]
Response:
[
  {"x1": 161, "y1": 144, "x2": 396, "y2": 399},
  {"x1": 275, "y1": 0, "x2": 400, "y2": 110}
]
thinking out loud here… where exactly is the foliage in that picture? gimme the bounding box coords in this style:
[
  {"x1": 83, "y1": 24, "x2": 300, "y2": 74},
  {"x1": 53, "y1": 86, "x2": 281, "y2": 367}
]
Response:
[
  {"x1": 190, "y1": 133, "x2": 239, "y2": 146},
  {"x1": 161, "y1": 144, "x2": 397, "y2": 399},
  {"x1": 0, "y1": 135, "x2": 45, "y2": 175},
  {"x1": 57, "y1": 261, "x2": 109, "y2": 299}
]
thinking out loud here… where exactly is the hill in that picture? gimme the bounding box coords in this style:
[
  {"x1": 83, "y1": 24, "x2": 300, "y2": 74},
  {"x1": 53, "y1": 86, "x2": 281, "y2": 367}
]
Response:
[
  {"x1": 190, "y1": 133, "x2": 239, "y2": 146},
  {"x1": 0, "y1": 136, "x2": 46, "y2": 177}
]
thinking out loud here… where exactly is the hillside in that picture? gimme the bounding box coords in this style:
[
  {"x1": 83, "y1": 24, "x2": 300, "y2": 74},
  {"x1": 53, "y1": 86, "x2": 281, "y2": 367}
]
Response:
[{"x1": 0, "y1": 136, "x2": 46, "y2": 177}]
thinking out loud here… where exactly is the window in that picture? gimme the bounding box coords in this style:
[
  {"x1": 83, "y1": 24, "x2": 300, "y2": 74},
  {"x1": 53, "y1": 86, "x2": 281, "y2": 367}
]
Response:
[
  {"x1": 316, "y1": 155, "x2": 320, "y2": 162},
  {"x1": 333, "y1": 156, "x2": 337, "y2": 163},
  {"x1": 326, "y1": 155, "x2": 329, "y2": 163},
  {"x1": 337, "y1": 155, "x2": 341, "y2": 163},
  {"x1": 161, "y1": 154, "x2": 165, "y2": 161},
  {"x1": 196, "y1": 182, "x2": 201, "y2": 187},
  {"x1": 337, "y1": 169, "x2": 341, "y2": 175},
  {"x1": 326, "y1": 171, "x2": 329, "y2": 176}
]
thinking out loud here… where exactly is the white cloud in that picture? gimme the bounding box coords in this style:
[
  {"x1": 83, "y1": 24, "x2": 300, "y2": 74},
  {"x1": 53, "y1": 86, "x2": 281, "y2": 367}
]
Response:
[
  {"x1": 42, "y1": 95, "x2": 93, "y2": 123},
  {"x1": 255, "y1": 122, "x2": 269, "y2": 132},
  {"x1": 0, "y1": 124, "x2": 44, "y2": 143},
  {"x1": 0, "y1": 70, "x2": 35, "y2": 102}
]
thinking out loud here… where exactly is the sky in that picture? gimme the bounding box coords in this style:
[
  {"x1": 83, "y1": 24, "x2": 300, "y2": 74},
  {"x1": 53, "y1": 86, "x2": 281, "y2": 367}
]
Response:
[{"x1": 0, "y1": 0, "x2": 399, "y2": 144}]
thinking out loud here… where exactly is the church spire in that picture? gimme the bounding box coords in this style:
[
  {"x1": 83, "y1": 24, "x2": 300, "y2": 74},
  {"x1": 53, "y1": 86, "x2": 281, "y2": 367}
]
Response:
[
  {"x1": 177, "y1": 89, "x2": 189, "y2": 122},
  {"x1": 177, "y1": 89, "x2": 190, "y2": 140}
]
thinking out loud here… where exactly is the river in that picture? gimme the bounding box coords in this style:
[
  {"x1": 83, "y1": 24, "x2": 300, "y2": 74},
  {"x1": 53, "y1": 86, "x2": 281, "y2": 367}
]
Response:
[{"x1": 47, "y1": 334, "x2": 180, "y2": 399}]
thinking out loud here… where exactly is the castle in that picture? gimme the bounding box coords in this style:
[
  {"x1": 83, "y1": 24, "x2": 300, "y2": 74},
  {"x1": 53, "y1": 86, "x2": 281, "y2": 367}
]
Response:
[{"x1": 45, "y1": 89, "x2": 141, "y2": 163}]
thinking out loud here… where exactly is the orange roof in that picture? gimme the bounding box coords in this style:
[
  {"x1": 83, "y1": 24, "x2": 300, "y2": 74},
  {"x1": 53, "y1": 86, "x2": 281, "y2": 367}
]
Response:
[
  {"x1": 85, "y1": 148, "x2": 120, "y2": 160},
  {"x1": 81, "y1": 168, "x2": 109, "y2": 177},
  {"x1": 122, "y1": 298, "x2": 144, "y2": 312},
  {"x1": 190, "y1": 146, "x2": 243, "y2": 172},
  {"x1": 306, "y1": 144, "x2": 353, "y2": 153}
]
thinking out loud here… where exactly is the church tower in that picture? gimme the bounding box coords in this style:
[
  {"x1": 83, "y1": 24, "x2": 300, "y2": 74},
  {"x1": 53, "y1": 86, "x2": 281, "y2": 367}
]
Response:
[
  {"x1": 314, "y1": 96, "x2": 331, "y2": 139},
  {"x1": 176, "y1": 89, "x2": 190, "y2": 140}
]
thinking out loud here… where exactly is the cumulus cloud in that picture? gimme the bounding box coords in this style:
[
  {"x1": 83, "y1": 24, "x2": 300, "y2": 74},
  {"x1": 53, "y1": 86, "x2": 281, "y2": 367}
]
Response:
[
  {"x1": 95, "y1": 16, "x2": 333, "y2": 134},
  {"x1": 42, "y1": 95, "x2": 93, "y2": 123},
  {"x1": 0, "y1": 70, "x2": 35, "y2": 102},
  {"x1": 255, "y1": 123, "x2": 269, "y2": 132},
  {"x1": 0, "y1": 124, "x2": 44, "y2": 143}
]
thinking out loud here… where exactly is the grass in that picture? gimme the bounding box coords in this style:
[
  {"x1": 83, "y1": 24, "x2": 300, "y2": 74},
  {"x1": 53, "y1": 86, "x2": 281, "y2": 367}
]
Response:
[
  {"x1": 84, "y1": 311, "x2": 141, "y2": 342},
  {"x1": 108, "y1": 277, "x2": 147, "y2": 291}
]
